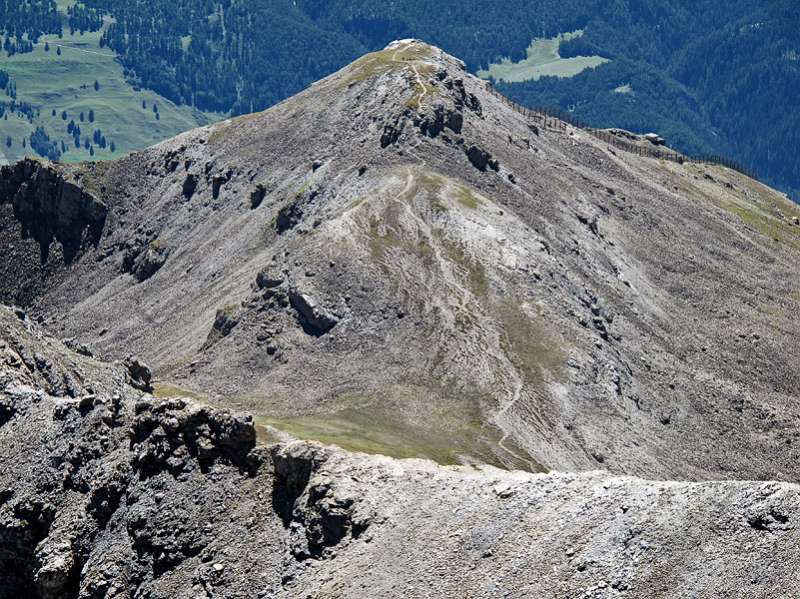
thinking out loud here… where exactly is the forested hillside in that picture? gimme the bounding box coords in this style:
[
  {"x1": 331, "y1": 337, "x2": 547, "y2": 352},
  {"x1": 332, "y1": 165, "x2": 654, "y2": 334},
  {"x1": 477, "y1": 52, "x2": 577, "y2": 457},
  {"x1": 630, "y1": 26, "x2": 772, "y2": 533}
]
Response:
[
  {"x1": 1, "y1": 0, "x2": 798, "y2": 198},
  {"x1": 498, "y1": 0, "x2": 800, "y2": 197},
  {"x1": 0, "y1": 0, "x2": 60, "y2": 55}
]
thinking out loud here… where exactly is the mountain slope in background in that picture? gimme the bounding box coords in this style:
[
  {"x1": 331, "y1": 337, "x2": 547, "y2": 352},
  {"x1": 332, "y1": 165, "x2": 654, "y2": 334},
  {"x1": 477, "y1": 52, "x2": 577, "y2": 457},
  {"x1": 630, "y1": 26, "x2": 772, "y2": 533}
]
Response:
[
  {"x1": 4, "y1": 1, "x2": 799, "y2": 197},
  {"x1": 2, "y1": 41, "x2": 800, "y2": 483}
]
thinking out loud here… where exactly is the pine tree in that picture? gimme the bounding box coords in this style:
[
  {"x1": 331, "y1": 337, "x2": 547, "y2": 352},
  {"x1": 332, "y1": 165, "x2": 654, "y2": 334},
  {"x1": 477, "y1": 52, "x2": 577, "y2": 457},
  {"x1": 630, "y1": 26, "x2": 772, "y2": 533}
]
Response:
[
  {"x1": 88, "y1": 109, "x2": 94, "y2": 122},
  {"x1": 93, "y1": 80, "x2": 99, "y2": 91}
]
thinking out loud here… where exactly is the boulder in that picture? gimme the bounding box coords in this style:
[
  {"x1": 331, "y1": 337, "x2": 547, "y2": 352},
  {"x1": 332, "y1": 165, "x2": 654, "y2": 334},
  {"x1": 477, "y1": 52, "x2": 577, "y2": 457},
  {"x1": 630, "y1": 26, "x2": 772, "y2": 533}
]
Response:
[{"x1": 289, "y1": 289, "x2": 339, "y2": 336}]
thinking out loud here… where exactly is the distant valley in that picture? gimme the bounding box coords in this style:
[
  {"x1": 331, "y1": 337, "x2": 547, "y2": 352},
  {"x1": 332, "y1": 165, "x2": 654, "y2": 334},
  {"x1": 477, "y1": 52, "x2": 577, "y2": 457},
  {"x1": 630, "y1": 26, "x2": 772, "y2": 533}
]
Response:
[{"x1": 0, "y1": 5, "x2": 217, "y2": 164}]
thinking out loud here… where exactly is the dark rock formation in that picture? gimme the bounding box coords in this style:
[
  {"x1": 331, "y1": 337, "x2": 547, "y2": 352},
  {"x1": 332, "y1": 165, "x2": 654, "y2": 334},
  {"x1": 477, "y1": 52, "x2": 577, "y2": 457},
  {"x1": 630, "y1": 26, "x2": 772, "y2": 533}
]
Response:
[
  {"x1": 0, "y1": 158, "x2": 107, "y2": 263},
  {"x1": 182, "y1": 173, "x2": 199, "y2": 199},
  {"x1": 288, "y1": 289, "x2": 338, "y2": 336},
  {"x1": 204, "y1": 307, "x2": 241, "y2": 348},
  {"x1": 466, "y1": 145, "x2": 499, "y2": 172},
  {"x1": 256, "y1": 267, "x2": 284, "y2": 290},
  {"x1": 276, "y1": 187, "x2": 320, "y2": 234},
  {"x1": 125, "y1": 356, "x2": 153, "y2": 392},
  {"x1": 131, "y1": 244, "x2": 169, "y2": 282},
  {"x1": 416, "y1": 105, "x2": 463, "y2": 138},
  {"x1": 250, "y1": 184, "x2": 267, "y2": 209},
  {"x1": 380, "y1": 118, "x2": 404, "y2": 148},
  {"x1": 272, "y1": 444, "x2": 368, "y2": 560}
]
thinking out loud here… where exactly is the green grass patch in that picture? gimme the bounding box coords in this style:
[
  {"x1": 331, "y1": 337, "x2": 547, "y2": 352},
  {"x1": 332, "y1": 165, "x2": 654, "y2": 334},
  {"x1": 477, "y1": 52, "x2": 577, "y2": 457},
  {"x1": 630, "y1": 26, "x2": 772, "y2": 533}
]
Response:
[
  {"x1": 719, "y1": 195, "x2": 800, "y2": 253},
  {"x1": 221, "y1": 303, "x2": 239, "y2": 316},
  {"x1": 256, "y1": 388, "x2": 507, "y2": 467},
  {"x1": 455, "y1": 184, "x2": 482, "y2": 209},
  {"x1": 1, "y1": 21, "x2": 222, "y2": 163},
  {"x1": 152, "y1": 382, "x2": 206, "y2": 401},
  {"x1": 345, "y1": 43, "x2": 437, "y2": 111},
  {"x1": 417, "y1": 171, "x2": 444, "y2": 194},
  {"x1": 344, "y1": 44, "x2": 435, "y2": 86},
  {"x1": 478, "y1": 30, "x2": 609, "y2": 83},
  {"x1": 441, "y1": 238, "x2": 489, "y2": 297}
]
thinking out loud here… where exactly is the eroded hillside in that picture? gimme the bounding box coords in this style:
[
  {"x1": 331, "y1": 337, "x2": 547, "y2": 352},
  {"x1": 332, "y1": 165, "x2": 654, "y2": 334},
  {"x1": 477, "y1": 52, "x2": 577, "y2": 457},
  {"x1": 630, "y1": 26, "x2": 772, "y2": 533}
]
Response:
[{"x1": 1, "y1": 40, "x2": 799, "y2": 482}]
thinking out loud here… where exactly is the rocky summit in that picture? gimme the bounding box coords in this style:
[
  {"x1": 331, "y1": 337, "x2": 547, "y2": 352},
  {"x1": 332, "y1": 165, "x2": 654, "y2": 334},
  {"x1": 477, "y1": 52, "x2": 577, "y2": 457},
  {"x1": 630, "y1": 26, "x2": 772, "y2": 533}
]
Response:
[{"x1": 1, "y1": 40, "x2": 800, "y2": 597}]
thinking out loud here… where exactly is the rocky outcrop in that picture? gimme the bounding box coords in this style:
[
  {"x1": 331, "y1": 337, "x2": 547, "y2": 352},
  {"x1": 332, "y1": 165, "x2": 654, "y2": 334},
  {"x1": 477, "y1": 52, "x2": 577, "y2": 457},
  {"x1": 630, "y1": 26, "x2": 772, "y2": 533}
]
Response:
[
  {"x1": 256, "y1": 267, "x2": 284, "y2": 290},
  {"x1": 130, "y1": 397, "x2": 259, "y2": 477},
  {"x1": 272, "y1": 443, "x2": 370, "y2": 560},
  {"x1": 276, "y1": 186, "x2": 321, "y2": 234},
  {"x1": 415, "y1": 104, "x2": 463, "y2": 138},
  {"x1": 288, "y1": 289, "x2": 339, "y2": 336},
  {"x1": 131, "y1": 243, "x2": 169, "y2": 282},
  {"x1": 0, "y1": 158, "x2": 107, "y2": 263},
  {"x1": 250, "y1": 184, "x2": 267, "y2": 209},
  {"x1": 182, "y1": 173, "x2": 199, "y2": 199},
  {"x1": 466, "y1": 144, "x2": 499, "y2": 172},
  {"x1": 0, "y1": 306, "x2": 273, "y2": 597},
  {"x1": 203, "y1": 306, "x2": 241, "y2": 348},
  {"x1": 124, "y1": 356, "x2": 153, "y2": 392}
]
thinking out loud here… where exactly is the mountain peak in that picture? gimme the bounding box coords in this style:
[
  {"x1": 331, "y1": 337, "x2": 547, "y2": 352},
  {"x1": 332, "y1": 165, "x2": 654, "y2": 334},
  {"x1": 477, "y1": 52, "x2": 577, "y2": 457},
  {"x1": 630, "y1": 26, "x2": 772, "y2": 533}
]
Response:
[{"x1": 3, "y1": 42, "x2": 800, "y2": 482}]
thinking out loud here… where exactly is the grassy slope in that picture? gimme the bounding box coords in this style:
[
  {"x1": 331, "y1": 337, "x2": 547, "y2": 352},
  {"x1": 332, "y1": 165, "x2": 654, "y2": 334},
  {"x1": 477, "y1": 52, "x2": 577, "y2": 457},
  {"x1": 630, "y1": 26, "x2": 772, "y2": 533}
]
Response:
[
  {"x1": 0, "y1": 11, "x2": 222, "y2": 163},
  {"x1": 477, "y1": 30, "x2": 609, "y2": 83}
]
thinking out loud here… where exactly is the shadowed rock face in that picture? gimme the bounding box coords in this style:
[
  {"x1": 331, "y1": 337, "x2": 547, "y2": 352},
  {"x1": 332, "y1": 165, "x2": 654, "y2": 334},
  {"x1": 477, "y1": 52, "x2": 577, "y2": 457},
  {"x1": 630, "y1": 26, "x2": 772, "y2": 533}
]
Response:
[
  {"x1": 0, "y1": 41, "x2": 799, "y2": 484},
  {"x1": 0, "y1": 159, "x2": 107, "y2": 264},
  {"x1": 0, "y1": 159, "x2": 108, "y2": 309}
]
